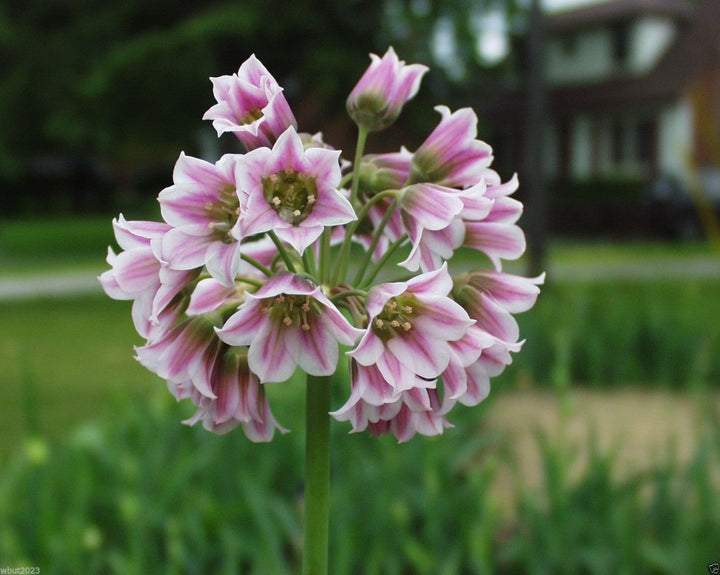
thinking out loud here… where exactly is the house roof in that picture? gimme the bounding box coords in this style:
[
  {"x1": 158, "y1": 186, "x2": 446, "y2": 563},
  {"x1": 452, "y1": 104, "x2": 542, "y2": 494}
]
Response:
[
  {"x1": 546, "y1": 0, "x2": 693, "y2": 33},
  {"x1": 486, "y1": 0, "x2": 720, "y2": 117}
]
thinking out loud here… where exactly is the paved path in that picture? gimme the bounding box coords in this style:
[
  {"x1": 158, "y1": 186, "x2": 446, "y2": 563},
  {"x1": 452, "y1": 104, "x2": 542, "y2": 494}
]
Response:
[
  {"x1": 0, "y1": 256, "x2": 718, "y2": 301},
  {"x1": 0, "y1": 272, "x2": 103, "y2": 301}
]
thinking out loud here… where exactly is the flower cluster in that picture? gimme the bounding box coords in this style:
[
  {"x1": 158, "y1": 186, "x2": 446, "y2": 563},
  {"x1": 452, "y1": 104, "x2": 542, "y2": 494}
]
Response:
[{"x1": 101, "y1": 49, "x2": 542, "y2": 443}]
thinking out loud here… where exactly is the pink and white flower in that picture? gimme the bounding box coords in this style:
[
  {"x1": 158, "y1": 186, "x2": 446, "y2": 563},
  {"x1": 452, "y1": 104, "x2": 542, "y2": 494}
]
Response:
[
  {"x1": 183, "y1": 347, "x2": 287, "y2": 441},
  {"x1": 347, "y1": 47, "x2": 428, "y2": 132},
  {"x1": 203, "y1": 54, "x2": 296, "y2": 150},
  {"x1": 99, "y1": 215, "x2": 195, "y2": 341},
  {"x1": 237, "y1": 127, "x2": 356, "y2": 254},
  {"x1": 395, "y1": 182, "x2": 475, "y2": 272},
  {"x1": 349, "y1": 264, "x2": 474, "y2": 393},
  {"x1": 103, "y1": 49, "x2": 543, "y2": 443},
  {"x1": 408, "y1": 106, "x2": 493, "y2": 187},
  {"x1": 216, "y1": 273, "x2": 364, "y2": 383},
  {"x1": 158, "y1": 153, "x2": 245, "y2": 287},
  {"x1": 453, "y1": 269, "x2": 544, "y2": 343},
  {"x1": 462, "y1": 171, "x2": 527, "y2": 269},
  {"x1": 356, "y1": 148, "x2": 413, "y2": 196},
  {"x1": 331, "y1": 361, "x2": 452, "y2": 442}
]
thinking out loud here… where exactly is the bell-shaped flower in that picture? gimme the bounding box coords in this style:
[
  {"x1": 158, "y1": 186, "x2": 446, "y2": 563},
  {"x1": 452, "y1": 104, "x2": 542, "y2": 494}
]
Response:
[
  {"x1": 453, "y1": 269, "x2": 544, "y2": 344},
  {"x1": 183, "y1": 346, "x2": 287, "y2": 441},
  {"x1": 347, "y1": 47, "x2": 428, "y2": 132},
  {"x1": 237, "y1": 127, "x2": 356, "y2": 254},
  {"x1": 395, "y1": 182, "x2": 471, "y2": 272},
  {"x1": 349, "y1": 264, "x2": 474, "y2": 393},
  {"x1": 408, "y1": 106, "x2": 493, "y2": 187},
  {"x1": 216, "y1": 272, "x2": 364, "y2": 383},
  {"x1": 159, "y1": 153, "x2": 246, "y2": 287},
  {"x1": 203, "y1": 54, "x2": 296, "y2": 150},
  {"x1": 331, "y1": 360, "x2": 452, "y2": 443},
  {"x1": 135, "y1": 313, "x2": 224, "y2": 399}
]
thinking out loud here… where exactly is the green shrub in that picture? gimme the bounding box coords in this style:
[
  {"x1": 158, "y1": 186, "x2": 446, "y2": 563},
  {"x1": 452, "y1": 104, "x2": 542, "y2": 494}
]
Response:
[{"x1": 509, "y1": 279, "x2": 720, "y2": 389}]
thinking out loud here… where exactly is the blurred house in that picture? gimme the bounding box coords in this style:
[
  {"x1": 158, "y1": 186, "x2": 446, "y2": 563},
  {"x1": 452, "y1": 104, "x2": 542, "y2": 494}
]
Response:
[{"x1": 488, "y1": 0, "x2": 720, "y2": 236}]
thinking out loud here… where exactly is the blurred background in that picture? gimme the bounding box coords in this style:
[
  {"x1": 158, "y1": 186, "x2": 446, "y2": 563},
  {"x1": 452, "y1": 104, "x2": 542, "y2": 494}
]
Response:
[{"x1": 1, "y1": 0, "x2": 719, "y2": 573}]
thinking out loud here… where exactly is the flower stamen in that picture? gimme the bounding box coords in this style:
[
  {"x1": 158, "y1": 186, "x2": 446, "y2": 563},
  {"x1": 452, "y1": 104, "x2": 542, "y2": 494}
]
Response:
[
  {"x1": 262, "y1": 169, "x2": 319, "y2": 225},
  {"x1": 265, "y1": 293, "x2": 319, "y2": 331},
  {"x1": 371, "y1": 294, "x2": 418, "y2": 339}
]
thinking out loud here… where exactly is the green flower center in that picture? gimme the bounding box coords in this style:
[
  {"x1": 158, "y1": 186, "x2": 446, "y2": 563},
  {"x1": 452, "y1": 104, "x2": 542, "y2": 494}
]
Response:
[
  {"x1": 263, "y1": 293, "x2": 319, "y2": 331},
  {"x1": 372, "y1": 294, "x2": 417, "y2": 340},
  {"x1": 239, "y1": 105, "x2": 264, "y2": 126},
  {"x1": 263, "y1": 170, "x2": 318, "y2": 225},
  {"x1": 205, "y1": 184, "x2": 240, "y2": 243}
]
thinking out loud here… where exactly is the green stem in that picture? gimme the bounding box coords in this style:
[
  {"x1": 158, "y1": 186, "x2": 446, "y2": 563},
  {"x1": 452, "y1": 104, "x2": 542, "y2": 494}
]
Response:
[
  {"x1": 303, "y1": 244, "x2": 318, "y2": 279},
  {"x1": 352, "y1": 197, "x2": 399, "y2": 286},
  {"x1": 331, "y1": 190, "x2": 398, "y2": 286},
  {"x1": 349, "y1": 124, "x2": 369, "y2": 207},
  {"x1": 240, "y1": 253, "x2": 273, "y2": 277},
  {"x1": 319, "y1": 227, "x2": 331, "y2": 284},
  {"x1": 359, "y1": 234, "x2": 408, "y2": 289},
  {"x1": 303, "y1": 374, "x2": 331, "y2": 575},
  {"x1": 267, "y1": 231, "x2": 297, "y2": 273}
]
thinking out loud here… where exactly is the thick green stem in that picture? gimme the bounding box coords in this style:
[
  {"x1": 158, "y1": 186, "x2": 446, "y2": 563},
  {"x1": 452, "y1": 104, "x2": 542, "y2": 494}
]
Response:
[{"x1": 303, "y1": 374, "x2": 331, "y2": 575}]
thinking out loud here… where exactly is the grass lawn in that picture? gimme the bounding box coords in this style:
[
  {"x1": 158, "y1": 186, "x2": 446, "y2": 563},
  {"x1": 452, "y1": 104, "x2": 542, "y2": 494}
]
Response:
[
  {"x1": 0, "y1": 216, "x2": 116, "y2": 276},
  {"x1": 0, "y1": 295, "x2": 156, "y2": 452}
]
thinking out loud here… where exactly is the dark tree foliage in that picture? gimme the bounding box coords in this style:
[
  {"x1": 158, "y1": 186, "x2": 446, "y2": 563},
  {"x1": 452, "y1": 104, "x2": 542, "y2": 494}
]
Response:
[
  {"x1": 0, "y1": 0, "x2": 523, "y2": 214},
  {"x1": 0, "y1": 0, "x2": 384, "y2": 173}
]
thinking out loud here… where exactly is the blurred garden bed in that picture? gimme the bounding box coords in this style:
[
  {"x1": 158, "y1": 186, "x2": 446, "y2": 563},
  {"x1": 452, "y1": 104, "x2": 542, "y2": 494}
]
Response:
[{"x1": 1, "y1": 216, "x2": 719, "y2": 573}]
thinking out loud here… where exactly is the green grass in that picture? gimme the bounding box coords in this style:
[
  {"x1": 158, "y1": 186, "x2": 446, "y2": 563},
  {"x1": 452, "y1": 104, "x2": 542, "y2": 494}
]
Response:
[
  {"x1": 1, "y1": 216, "x2": 720, "y2": 573},
  {"x1": 0, "y1": 216, "x2": 115, "y2": 275},
  {"x1": 1, "y1": 381, "x2": 718, "y2": 574},
  {"x1": 0, "y1": 295, "x2": 155, "y2": 450},
  {"x1": 512, "y1": 277, "x2": 720, "y2": 388}
]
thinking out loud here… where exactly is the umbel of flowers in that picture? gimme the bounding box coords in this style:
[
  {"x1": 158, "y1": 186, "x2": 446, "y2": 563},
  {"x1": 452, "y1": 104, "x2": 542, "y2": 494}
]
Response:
[{"x1": 101, "y1": 47, "x2": 543, "y2": 443}]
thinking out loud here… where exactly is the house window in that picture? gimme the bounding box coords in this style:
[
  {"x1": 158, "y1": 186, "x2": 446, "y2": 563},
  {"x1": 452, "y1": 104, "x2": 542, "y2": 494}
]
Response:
[{"x1": 610, "y1": 22, "x2": 629, "y2": 66}]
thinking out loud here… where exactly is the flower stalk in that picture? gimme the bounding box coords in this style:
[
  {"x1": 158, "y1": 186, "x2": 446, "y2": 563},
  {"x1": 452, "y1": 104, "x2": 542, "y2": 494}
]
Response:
[{"x1": 303, "y1": 374, "x2": 331, "y2": 575}]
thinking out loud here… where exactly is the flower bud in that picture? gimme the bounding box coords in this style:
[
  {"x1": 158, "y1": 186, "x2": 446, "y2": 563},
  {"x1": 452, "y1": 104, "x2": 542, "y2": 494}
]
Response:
[{"x1": 347, "y1": 47, "x2": 428, "y2": 132}]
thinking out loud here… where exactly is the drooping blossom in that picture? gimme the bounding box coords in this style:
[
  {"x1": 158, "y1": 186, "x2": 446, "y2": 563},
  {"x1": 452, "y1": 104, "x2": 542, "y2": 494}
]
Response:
[
  {"x1": 237, "y1": 127, "x2": 356, "y2": 254},
  {"x1": 203, "y1": 54, "x2": 296, "y2": 150},
  {"x1": 216, "y1": 272, "x2": 364, "y2": 383},
  {"x1": 408, "y1": 106, "x2": 493, "y2": 187},
  {"x1": 331, "y1": 361, "x2": 452, "y2": 443},
  {"x1": 452, "y1": 268, "x2": 545, "y2": 344},
  {"x1": 356, "y1": 148, "x2": 413, "y2": 197},
  {"x1": 347, "y1": 47, "x2": 429, "y2": 131},
  {"x1": 135, "y1": 313, "x2": 222, "y2": 399},
  {"x1": 394, "y1": 182, "x2": 468, "y2": 271},
  {"x1": 182, "y1": 346, "x2": 287, "y2": 441},
  {"x1": 159, "y1": 153, "x2": 244, "y2": 286}
]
